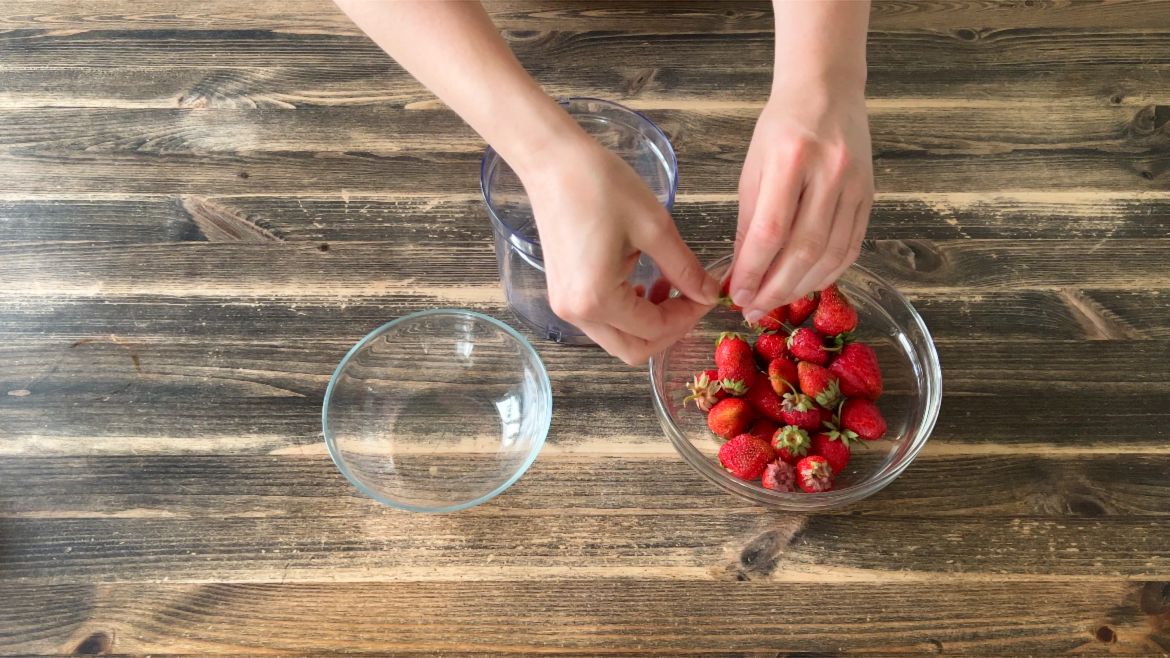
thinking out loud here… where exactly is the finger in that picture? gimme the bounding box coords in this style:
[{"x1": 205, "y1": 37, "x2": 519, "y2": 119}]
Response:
[
  {"x1": 818, "y1": 195, "x2": 872, "y2": 289},
  {"x1": 636, "y1": 211, "x2": 720, "y2": 305},
  {"x1": 578, "y1": 315, "x2": 699, "y2": 366},
  {"x1": 735, "y1": 156, "x2": 762, "y2": 258},
  {"x1": 728, "y1": 156, "x2": 805, "y2": 309},
  {"x1": 744, "y1": 173, "x2": 839, "y2": 314},
  {"x1": 606, "y1": 281, "x2": 710, "y2": 341},
  {"x1": 791, "y1": 189, "x2": 861, "y2": 296}
]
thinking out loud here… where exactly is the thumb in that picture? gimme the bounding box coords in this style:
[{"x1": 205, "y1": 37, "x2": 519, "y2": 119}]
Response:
[{"x1": 637, "y1": 210, "x2": 720, "y2": 305}]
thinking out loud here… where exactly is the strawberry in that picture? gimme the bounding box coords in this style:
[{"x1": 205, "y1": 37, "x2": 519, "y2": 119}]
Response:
[
  {"x1": 715, "y1": 332, "x2": 756, "y2": 390},
  {"x1": 841, "y1": 398, "x2": 887, "y2": 441},
  {"x1": 707, "y1": 397, "x2": 754, "y2": 439},
  {"x1": 683, "y1": 369, "x2": 725, "y2": 412},
  {"x1": 743, "y1": 375, "x2": 787, "y2": 423},
  {"x1": 718, "y1": 433, "x2": 776, "y2": 480},
  {"x1": 796, "y1": 455, "x2": 834, "y2": 493},
  {"x1": 647, "y1": 277, "x2": 672, "y2": 304},
  {"x1": 771, "y1": 425, "x2": 811, "y2": 465},
  {"x1": 787, "y1": 327, "x2": 830, "y2": 366},
  {"x1": 829, "y1": 342, "x2": 883, "y2": 400},
  {"x1": 786, "y1": 291, "x2": 819, "y2": 326},
  {"x1": 813, "y1": 283, "x2": 858, "y2": 337},
  {"x1": 749, "y1": 306, "x2": 788, "y2": 332},
  {"x1": 767, "y1": 358, "x2": 799, "y2": 396},
  {"x1": 761, "y1": 460, "x2": 797, "y2": 492},
  {"x1": 747, "y1": 418, "x2": 779, "y2": 443},
  {"x1": 755, "y1": 331, "x2": 790, "y2": 362},
  {"x1": 810, "y1": 431, "x2": 851, "y2": 474},
  {"x1": 719, "y1": 280, "x2": 742, "y2": 311},
  {"x1": 773, "y1": 378, "x2": 824, "y2": 431},
  {"x1": 796, "y1": 361, "x2": 841, "y2": 410}
]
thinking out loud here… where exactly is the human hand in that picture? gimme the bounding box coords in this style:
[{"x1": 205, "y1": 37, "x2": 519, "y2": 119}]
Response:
[
  {"x1": 729, "y1": 82, "x2": 874, "y2": 325},
  {"x1": 522, "y1": 136, "x2": 720, "y2": 365}
]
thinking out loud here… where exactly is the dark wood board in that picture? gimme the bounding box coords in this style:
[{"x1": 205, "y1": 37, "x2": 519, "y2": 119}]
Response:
[{"x1": 2, "y1": 1, "x2": 1170, "y2": 656}]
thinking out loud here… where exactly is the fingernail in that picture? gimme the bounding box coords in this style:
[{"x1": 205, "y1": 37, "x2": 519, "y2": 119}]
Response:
[
  {"x1": 744, "y1": 309, "x2": 764, "y2": 325},
  {"x1": 701, "y1": 277, "x2": 721, "y2": 304},
  {"x1": 731, "y1": 288, "x2": 753, "y2": 307}
]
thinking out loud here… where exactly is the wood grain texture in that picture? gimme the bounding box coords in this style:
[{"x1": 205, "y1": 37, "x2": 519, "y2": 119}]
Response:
[{"x1": 3, "y1": 1, "x2": 1170, "y2": 655}]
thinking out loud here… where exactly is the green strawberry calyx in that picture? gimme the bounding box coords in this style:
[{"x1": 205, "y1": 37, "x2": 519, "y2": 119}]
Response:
[
  {"x1": 773, "y1": 426, "x2": 810, "y2": 456},
  {"x1": 813, "y1": 379, "x2": 842, "y2": 410},
  {"x1": 716, "y1": 331, "x2": 745, "y2": 347},
  {"x1": 719, "y1": 378, "x2": 748, "y2": 396}
]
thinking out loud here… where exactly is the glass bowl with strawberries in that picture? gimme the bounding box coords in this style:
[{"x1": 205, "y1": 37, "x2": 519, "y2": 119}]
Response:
[{"x1": 649, "y1": 254, "x2": 942, "y2": 510}]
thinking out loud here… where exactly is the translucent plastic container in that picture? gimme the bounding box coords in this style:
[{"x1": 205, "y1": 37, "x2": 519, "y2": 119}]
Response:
[{"x1": 480, "y1": 98, "x2": 678, "y2": 344}]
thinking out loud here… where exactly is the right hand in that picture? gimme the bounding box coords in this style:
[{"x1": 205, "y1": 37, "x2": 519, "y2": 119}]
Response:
[{"x1": 520, "y1": 136, "x2": 721, "y2": 365}]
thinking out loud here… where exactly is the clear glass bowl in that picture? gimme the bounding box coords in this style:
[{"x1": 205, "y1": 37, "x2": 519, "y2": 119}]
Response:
[
  {"x1": 322, "y1": 310, "x2": 552, "y2": 513},
  {"x1": 481, "y1": 97, "x2": 677, "y2": 344},
  {"x1": 649, "y1": 255, "x2": 943, "y2": 510}
]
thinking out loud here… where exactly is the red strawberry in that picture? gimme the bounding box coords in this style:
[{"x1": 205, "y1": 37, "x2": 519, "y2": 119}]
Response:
[
  {"x1": 786, "y1": 291, "x2": 819, "y2": 326},
  {"x1": 715, "y1": 332, "x2": 756, "y2": 390},
  {"x1": 761, "y1": 460, "x2": 797, "y2": 492},
  {"x1": 796, "y1": 455, "x2": 834, "y2": 493},
  {"x1": 747, "y1": 418, "x2": 779, "y2": 443},
  {"x1": 796, "y1": 361, "x2": 841, "y2": 410},
  {"x1": 744, "y1": 376, "x2": 787, "y2": 423},
  {"x1": 719, "y1": 280, "x2": 742, "y2": 311},
  {"x1": 683, "y1": 369, "x2": 726, "y2": 412},
  {"x1": 772, "y1": 378, "x2": 824, "y2": 431},
  {"x1": 647, "y1": 277, "x2": 672, "y2": 304},
  {"x1": 755, "y1": 331, "x2": 790, "y2": 362},
  {"x1": 706, "y1": 398, "x2": 754, "y2": 439},
  {"x1": 771, "y1": 425, "x2": 811, "y2": 465},
  {"x1": 813, "y1": 283, "x2": 858, "y2": 337},
  {"x1": 841, "y1": 398, "x2": 887, "y2": 441},
  {"x1": 767, "y1": 358, "x2": 799, "y2": 396},
  {"x1": 829, "y1": 343, "x2": 883, "y2": 400},
  {"x1": 749, "y1": 306, "x2": 788, "y2": 332},
  {"x1": 787, "y1": 327, "x2": 830, "y2": 366},
  {"x1": 718, "y1": 433, "x2": 776, "y2": 480},
  {"x1": 810, "y1": 431, "x2": 851, "y2": 474}
]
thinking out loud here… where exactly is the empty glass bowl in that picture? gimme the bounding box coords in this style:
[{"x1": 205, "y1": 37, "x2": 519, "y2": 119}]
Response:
[
  {"x1": 649, "y1": 255, "x2": 942, "y2": 510},
  {"x1": 323, "y1": 310, "x2": 552, "y2": 512}
]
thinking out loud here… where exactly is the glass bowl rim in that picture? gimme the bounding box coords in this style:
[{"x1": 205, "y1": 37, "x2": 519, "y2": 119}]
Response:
[
  {"x1": 322, "y1": 309, "x2": 553, "y2": 513},
  {"x1": 648, "y1": 255, "x2": 944, "y2": 509},
  {"x1": 479, "y1": 96, "x2": 681, "y2": 256}
]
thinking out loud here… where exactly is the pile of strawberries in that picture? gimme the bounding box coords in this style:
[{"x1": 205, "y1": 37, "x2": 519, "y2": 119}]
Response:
[{"x1": 685, "y1": 283, "x2": 886, "y2": 493}]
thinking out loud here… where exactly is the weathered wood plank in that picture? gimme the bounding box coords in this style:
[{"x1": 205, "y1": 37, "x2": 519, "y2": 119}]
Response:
[
  {"x1": 1, "y1": 453, "x2": 1168, "y2": 519},
  {"x1": 1, "y1": 580, "x2": 1167, "y2": 654},
  {"x1": 2, "y1": 105, "x2": 1165, "y2": 193},
  {"x1": 4, "y1": 193, "x2": 1170, "y2": 246},
  {"x1": 0, "y1": 337, "x2": 1168, "y2": 454},
  {"x1": 0, "y1": 240, "x2": 1169, "y2": 297}
]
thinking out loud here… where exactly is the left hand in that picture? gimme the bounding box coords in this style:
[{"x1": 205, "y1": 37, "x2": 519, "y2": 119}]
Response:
[{"x1": 728, "y1": 83, "x2": 874, "y2": 324}]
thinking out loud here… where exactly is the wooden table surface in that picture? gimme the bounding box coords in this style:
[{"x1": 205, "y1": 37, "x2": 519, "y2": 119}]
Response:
[{"x1": 2, "y1": 1, "x2": 1170, "y2": 655}]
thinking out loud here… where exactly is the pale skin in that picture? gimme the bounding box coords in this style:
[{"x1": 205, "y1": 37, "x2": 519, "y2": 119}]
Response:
[{"x1": 335, "y1": 0, "x2": 873, "y2": 364}]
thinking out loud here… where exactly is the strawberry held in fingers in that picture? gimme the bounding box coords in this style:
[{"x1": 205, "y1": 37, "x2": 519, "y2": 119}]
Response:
[
  {"x1": 810, "y1": 431, "x2": 851, "y2": 474},
  {"x1": 767, "y1": 358, "x2": 799, "y2": 396},
  {"x1": 841, "y1": 398, "x2": 887, "y2": 441},
  {"x1": 718, "y1": 434, "x2": 776, "y2": 480},
  {"x1": 786, "y1": 291, "x2": 819, "y2": 326},
  {"x1": 755, "y1": 331, "x2": 790, "y2": 362},
  {"x1": 744, "y1": 376, "x2": 788, "y2": 423},
  {"x1": 747, "y1": 418, "x2": 780, "y2": 443},
  {"x1": 719, "y1": 281, "x2": 743, "y2": 311},
  {"x1": 761, "y1": 460, "x2": 797, "y2": 492},
  {"x1": 829, "y1": 343, "x2": 883, "y2": 400},
  {"x1": 796, "y1": 361, "x2": 841, "y2": 410},
  {"x1": 796, "y1": 455, "x2": 834, "y2": 493},
  {"x1": 787, "y1": 327, "x2": 830, "y2": 365},
  {"x1": 814, "y1": 283, "x2": 858, "y2": 338},
  {"x1": 684, "y1": 369, "x2": 725, "y2": 412},
  {"x1": 771, "y1": 425, "x2": 811, "y2": 465},
  {"x1": 707, "y1": 398, "x2": 754, "y2": 439}
]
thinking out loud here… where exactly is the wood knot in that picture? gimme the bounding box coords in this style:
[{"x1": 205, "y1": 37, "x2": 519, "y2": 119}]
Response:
[
  {"x1": 1131, "y1": 105, "x2": 1170, "y2": 133},
  {"x1": 624, "y1": 68, "x2": 658, "y2": 95},
  {"x1": 873, "y1": 239, "x2": 946, "y2": 274},
  {"x1": 954, "y1": 28, "x2": 979, "y2": 41},
  {"x1": 1094, "y1": 625, "x2": 1117, "y2": 644},
  {"x1": 1064, "y1": 494, "x2": 1107, "y2": 517},
  {"x1": 1139, "y1": 581, "x2": 1170, "y2": 615},
  {"x1": 73, "y1": 631, "x2": 112, "y2": 655}
]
